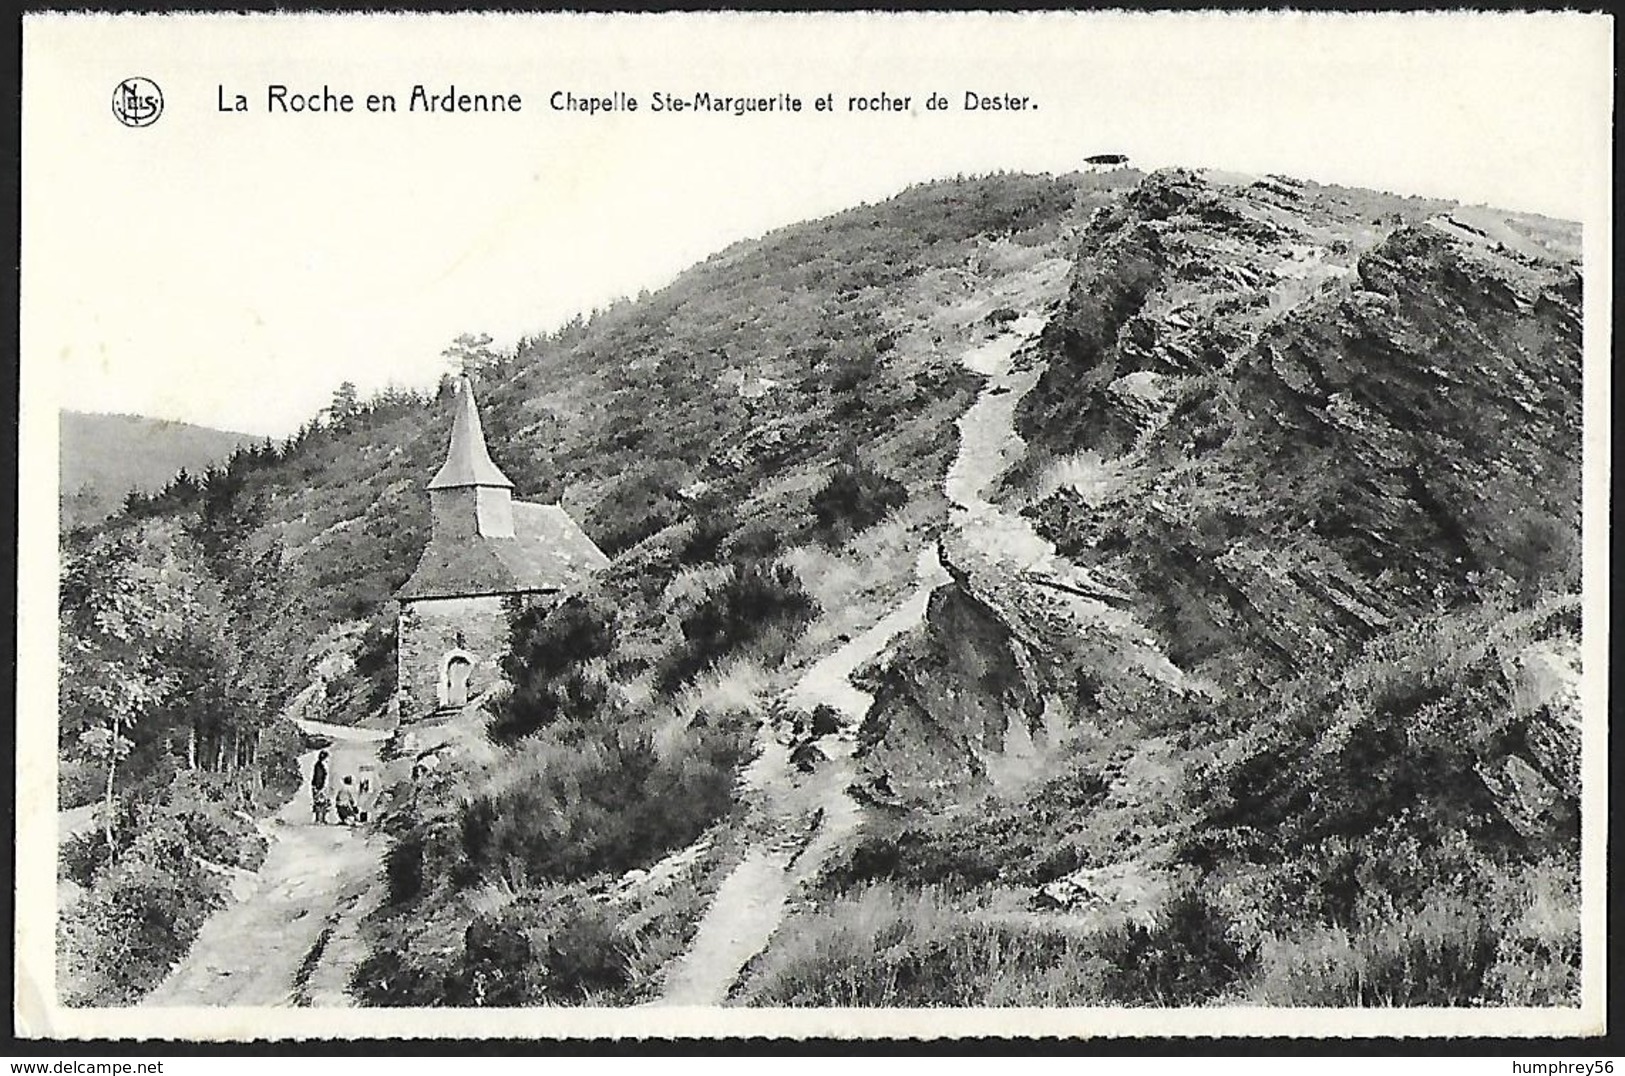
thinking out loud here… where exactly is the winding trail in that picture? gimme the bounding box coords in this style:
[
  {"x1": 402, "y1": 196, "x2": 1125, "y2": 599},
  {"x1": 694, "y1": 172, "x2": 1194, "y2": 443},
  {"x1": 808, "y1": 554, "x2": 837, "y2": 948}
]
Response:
[
  {"x1": 658, "y1": 311, "x2": 1055, "y2": 1006},
  {"x1": 658, "y1": 548, "x2": 947, "y2": 1006},
  {"x1": 141, "y1": 720, "x2": 389, "y2": 1008}
]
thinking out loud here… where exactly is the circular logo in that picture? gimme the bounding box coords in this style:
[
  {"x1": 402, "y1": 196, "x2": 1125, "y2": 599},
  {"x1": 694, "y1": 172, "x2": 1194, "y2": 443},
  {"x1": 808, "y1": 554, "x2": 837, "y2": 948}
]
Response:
[{"x1": 112, "y1": 77, "x2": 163, "y2": 127}]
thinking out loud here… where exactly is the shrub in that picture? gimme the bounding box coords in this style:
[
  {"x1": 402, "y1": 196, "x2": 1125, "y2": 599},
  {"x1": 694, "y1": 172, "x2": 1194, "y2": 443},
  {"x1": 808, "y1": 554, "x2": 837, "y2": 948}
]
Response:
[
  {"x1": 658, "y1": 563, "x2": 816, "y2": 693},
  {"x1": 57, "y1": 757, "x2": 103, "y2": 811},
  {"x1": 586, "y1": 463, "x2": 689, "y2": 556},
  {"x1": 253, "y1": 717, "x2": 307, "y2": 811},
  {"x1": 821, "y1": 828, "x2": 1002, "y2": 895},
  {"x1": 349, "y1": 946, "x2": 451, "y2": 1007},
  {"x1": 57, "y1": 812, "x2": 225, "y2": 1005},
  {"x1": 808, "y1": 461, "x2": 908, "y2": 545},
  {"x1": 727, "y1": 523, "x2": 784, "y2": 564},
  {"x1": 385, "y1": 831, "x2": 427, "y2": 906},
  {"x1": 161, "y1": 771, "x2": 269, "y2": 870},
  {"x1": 738, "y1": 884, "x2": 1109, "y2": 1006},
  {"x1": 1089, "y1": 882, "x2": 1256, "y2": 1004},
  {"x1": 489, "y1": 596, "x2": 616, "y2": 743},
  {"x1": 677, "y1": 511, "x2": 734, "y2": 566},
  {"x1": 458, "y1": 709, "x2": 752, "y2": 887},
  {"x1": 435, "y1": 889, "x2": 635, "y2": 1006},
  {"x1": 59, "y1": 832, "x2": 114, "y2": 890},
  {"x1": 534, "y1": 896, "x2": 635, "y2": 1001},
  {"x1": 1246, "y1": 889, "x2": 1500, "y2": 1006}
]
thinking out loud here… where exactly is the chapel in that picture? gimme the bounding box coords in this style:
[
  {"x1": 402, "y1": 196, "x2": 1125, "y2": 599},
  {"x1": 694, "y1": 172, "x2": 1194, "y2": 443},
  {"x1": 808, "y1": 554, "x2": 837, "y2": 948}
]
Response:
[{"x1": 395, "y1": 376, "x2": 608, "y2": 720}]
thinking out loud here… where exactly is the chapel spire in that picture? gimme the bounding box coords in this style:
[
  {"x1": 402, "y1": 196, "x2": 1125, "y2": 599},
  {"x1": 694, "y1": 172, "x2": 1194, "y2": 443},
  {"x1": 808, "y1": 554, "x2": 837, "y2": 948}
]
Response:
[
  {"x1": 428, "y1": 376, "x2": 514, "y2": 491},
  {"x1": 426, "y1": 376, "x2": 515, "y2": 539}
]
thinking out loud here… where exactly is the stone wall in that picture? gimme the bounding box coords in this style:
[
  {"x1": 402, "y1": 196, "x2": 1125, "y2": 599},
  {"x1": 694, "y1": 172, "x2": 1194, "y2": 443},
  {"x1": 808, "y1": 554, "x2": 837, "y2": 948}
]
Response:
[{"x1": 396, "y1": 594, "x2": 512, "y2": 721}]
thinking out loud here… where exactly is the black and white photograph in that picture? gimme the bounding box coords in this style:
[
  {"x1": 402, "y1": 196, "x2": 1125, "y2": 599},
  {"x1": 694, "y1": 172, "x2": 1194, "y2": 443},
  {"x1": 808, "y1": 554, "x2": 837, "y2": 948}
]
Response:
[{"x1": 16, "y1": 10, "x2": 1612, "y2": 1041}]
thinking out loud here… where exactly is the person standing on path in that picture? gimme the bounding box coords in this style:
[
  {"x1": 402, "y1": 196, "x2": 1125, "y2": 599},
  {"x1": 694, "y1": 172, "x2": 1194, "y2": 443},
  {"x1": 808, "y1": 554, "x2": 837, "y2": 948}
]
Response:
[{"x1": 311, "y1": 749, "x2": 331, "y2": 824}]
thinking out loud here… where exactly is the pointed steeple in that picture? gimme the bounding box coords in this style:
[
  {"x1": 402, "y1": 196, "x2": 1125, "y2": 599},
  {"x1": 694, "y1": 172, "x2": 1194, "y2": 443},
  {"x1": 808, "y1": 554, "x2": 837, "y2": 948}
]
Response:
[
  {"x1": 429, "y1": 376, "x2": 514, "y2": 491},
  {"x1": 427, "y1": 377, "x2": 515, "y2": 540}
]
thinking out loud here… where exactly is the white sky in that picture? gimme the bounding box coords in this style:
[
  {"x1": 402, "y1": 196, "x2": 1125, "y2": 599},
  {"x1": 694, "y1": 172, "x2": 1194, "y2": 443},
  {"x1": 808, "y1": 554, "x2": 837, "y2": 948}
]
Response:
[{"x1": 22, "y1": 11, "x2": 1614, "y2": 437}]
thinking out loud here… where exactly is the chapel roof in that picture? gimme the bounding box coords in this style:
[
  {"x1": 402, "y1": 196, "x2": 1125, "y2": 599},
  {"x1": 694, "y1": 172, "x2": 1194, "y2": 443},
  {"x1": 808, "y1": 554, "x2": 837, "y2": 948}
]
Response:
[{"x1": 396, "y1": 502, "x2": 611, "y2": 601}]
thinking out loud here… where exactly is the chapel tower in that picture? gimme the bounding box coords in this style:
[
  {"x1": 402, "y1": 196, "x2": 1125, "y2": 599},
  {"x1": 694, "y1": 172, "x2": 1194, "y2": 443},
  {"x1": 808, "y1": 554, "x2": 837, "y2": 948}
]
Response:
[{"x1": 394, "y1": 377, "x2": 609, "y2": 720}]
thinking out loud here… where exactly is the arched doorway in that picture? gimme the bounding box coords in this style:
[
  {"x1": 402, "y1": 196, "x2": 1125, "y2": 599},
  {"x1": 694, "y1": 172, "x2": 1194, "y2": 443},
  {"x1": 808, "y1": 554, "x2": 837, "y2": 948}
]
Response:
[{"x1": 440, "y1": 651, "x2": 475, "y2": 709}]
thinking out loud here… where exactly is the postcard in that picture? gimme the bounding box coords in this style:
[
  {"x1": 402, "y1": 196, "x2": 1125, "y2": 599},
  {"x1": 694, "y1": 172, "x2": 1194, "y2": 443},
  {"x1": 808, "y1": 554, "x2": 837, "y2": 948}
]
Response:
[{"x1": 17, "y1": 9, "x2": 1613, "y2": 1041}]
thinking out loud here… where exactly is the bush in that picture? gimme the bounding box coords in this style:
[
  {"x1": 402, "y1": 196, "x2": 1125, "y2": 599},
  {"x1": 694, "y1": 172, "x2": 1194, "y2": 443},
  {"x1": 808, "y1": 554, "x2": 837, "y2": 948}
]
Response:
[
  {"x1": 458, "y1": 710, "x2": 751, "y2": 886},
  {"x1": 1247, "y1": 889, "x2": 1499, "y2": 1006},
  {"x1": 532, "y1": 896, "x2": 634, "y2": 1001},
  {"x1": 738, "y1": 884, "x2": 1109, "y2": 1006},
  {"x1": 658, "y1": 563, "x2": 817, "y2": 693},
  {"x1": 677, "y1": 512, "x2": 733, "y2": 566},
  {"x1": 727, "y1": 523, "x2": 784, "y2": 564},
  {"x1": 489, "y1": 596, "x2": 616, "y2": 743},
  {"x1": 809, "y1": 461, "x2": 908, "y2": 545},
  {"x1": 57, "y1": 812, "x2": 225, "y2": 1005},
  {"x1": 1089, "y1": 882, "x2": 1256, "y2": 1004},
  {"x1": 59, "y1": 832, "x2": 114, "y2": 889},
  {"x1": 161, "y1": 771, "x2": 269, "y2": 870},
  {"x1": 821, "y1": 828, "x2": 1002, "y2": 895},
  {"x1": 253, "y1": 718, "x2": 307, "y2": 811},
  {"x1": 367, "y1": 887, "x2": 636, "y2": 1008},
  {"x1": 57, "y1": 758, "x2": 104, "y2": 811},
  {"x1": 349, "y1": 946, "x2": 451, "y2": 1007},
  {"x1": 385, "y1": 831, "x2": 427, "y2": 906},
  {"x1": 586, "y1": 463, "x2": 689, "y2": 556}
]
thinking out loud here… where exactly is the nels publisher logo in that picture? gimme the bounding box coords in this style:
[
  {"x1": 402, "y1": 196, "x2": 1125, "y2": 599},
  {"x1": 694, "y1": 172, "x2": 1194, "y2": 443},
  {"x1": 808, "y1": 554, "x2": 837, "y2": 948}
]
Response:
[{"x1": 112, "y1": 77, "x2": 163, "y2": 127}]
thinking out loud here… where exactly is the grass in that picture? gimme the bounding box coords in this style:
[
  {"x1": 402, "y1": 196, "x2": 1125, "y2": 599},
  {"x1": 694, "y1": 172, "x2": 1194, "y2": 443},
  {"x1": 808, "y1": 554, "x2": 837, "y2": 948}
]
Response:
[
  {"x1": 1243, "y1": 863, "x2": 1578, "y2": 1006},
  {"x1": 736, "y1": 884, "x2": 1106, "y2": 1006},
  {"x1": 737, "y1": 879, "x2": 1248, "y2": 1007},
  {"x1": 357, "y1": 823, "x2": 746, "y2": 1007}
]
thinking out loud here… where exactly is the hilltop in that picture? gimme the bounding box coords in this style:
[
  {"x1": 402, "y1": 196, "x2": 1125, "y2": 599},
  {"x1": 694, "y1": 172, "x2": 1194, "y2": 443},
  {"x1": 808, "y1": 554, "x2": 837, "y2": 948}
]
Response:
[
  {"x1": 56, "y1": 167, "x2": 1583, "y2": 1010},
  {"x1": 59, "y1": 411, "x2": 259, "y2": 528}
]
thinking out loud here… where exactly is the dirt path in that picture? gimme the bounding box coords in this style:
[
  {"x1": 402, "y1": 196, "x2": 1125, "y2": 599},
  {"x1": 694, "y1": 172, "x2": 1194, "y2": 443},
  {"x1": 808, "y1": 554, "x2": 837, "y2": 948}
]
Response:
[
  {"x1": 658, "y1": 548, "x2": 945, "y2": 1005},
  {"x1": 141, "y1": 721, "x2": 387, "y2": 1008},
  {"x1": 658, "y1": 308, "x2": 1058, "y2": 1006},
  {"x1": 947, "y1": 315, "x2": 1200, "y2": 694}
]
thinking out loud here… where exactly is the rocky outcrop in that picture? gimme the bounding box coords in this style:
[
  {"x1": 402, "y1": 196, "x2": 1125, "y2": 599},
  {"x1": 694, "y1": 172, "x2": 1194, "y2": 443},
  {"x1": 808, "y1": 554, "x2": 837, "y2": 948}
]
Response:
[
  {"x1": 854, "y1": 165, "x2": 1583, "y2": 879},
  {"x1": 1018, "y1": 169, "x2": 1581, "y2": 680},
  {"x1": 1480, "y1": 632, "x2": 1582, "y2": 840},
  {"x1": 853, "y1": 551, "x2": 1051, "y2": 808},
  {"x1": 853, "y1": 536, "x2": 1188, "y2": 808}
]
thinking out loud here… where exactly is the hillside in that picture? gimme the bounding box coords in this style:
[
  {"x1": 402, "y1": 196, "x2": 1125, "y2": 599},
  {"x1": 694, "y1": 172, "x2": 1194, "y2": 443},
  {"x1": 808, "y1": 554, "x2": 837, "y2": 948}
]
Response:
[
  {"x1": 56, "y1": 167, "x2": 1584, "y2": 1010},
  {"x1": 59, "y1": 411, "x2": 258, "y2": 528}
]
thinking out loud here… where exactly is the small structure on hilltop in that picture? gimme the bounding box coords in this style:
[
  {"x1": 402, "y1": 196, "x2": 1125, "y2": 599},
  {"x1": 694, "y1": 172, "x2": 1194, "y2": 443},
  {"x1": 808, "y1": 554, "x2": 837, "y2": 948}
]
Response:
[
  {"x1": 1084, "y1": 153, "x2": 1130, "y2": 171},
  {"x1": 394, "y1": 376, "x2": 608, "y2": 721}
]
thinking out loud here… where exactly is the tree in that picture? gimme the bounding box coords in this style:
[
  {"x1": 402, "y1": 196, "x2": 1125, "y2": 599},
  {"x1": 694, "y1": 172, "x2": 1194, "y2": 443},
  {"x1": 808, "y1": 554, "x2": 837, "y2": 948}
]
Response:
[
  {"x1": 325, "y1": 381, "x2": 360, "y2": 425},
  {"x1": 59, "y1": 533, "x2": 195, "y2": 851},
  {"x1": 442, "y1": 332, "x2": 506, "y2": 381}
]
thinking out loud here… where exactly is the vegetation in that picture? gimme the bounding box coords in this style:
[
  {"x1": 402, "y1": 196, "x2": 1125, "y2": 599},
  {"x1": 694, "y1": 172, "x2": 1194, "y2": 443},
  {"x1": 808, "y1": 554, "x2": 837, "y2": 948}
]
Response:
[
  {"x1": 57, "y1": 775, "x2": 269, "y2": 1005},
  {"x1": 809, "y1": 458, "x2": 910, "y2": 546},
  {"x1": 488, "y1": 595, "x2": 616, "y2": 744},
  {"x1": 657, "y1": 561, "x2": 817, "y2": 694}
]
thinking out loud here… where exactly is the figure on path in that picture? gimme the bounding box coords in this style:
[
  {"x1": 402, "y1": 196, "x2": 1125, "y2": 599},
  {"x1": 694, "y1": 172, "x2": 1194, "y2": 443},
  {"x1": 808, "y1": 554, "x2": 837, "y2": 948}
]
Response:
[
  {"x1": 311, "y1": 749, "x2": 331, "y2": 824},
  {"x1": 334, "y1": 775, "x2": 359, "y2": 826}
]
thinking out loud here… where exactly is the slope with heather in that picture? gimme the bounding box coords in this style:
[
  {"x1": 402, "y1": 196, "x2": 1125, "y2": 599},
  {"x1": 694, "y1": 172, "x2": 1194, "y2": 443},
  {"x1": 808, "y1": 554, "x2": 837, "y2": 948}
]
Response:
[
  {"x1": 57, "y1": 169, "x2": 1143, "y2": 1005},
  {"x1": 741, "y1": 170, "x2": 1583, "y2": 1007}
]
